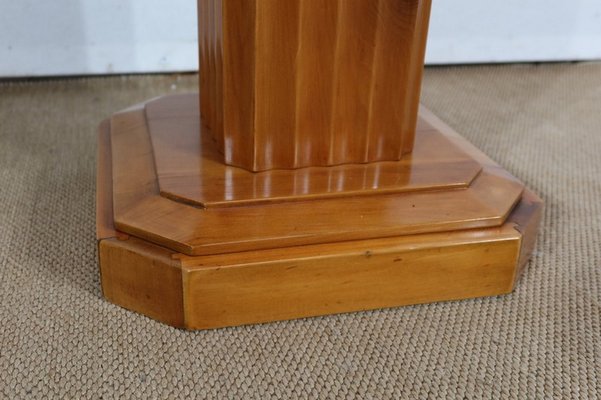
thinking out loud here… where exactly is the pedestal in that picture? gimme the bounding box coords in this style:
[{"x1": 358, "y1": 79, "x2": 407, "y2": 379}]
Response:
[
  {"x1": 96, "y1": 0, "x2": 542, "y2": 330},
  {"x1": 199, "y1": 0, "x2": 432, "y2": 170}
]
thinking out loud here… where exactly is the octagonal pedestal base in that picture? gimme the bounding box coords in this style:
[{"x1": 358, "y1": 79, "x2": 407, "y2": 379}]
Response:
[{"x1": 97, "y1": 94, "x2": 542, "y2": 330}]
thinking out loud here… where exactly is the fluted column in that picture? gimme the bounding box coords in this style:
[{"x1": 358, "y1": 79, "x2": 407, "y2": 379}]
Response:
[{"x1": 199, "y1": 0, "x2": 432, "y2": 172}]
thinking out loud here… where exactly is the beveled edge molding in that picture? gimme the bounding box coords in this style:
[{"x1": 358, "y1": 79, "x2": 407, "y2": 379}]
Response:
[
  {"x1": 146, "y1": 94, "x2": 483, "y2": 208},
  {"x1": 97, "y1": 107, "x2": 543, "y2": 330},
  {"x1": 109, "y1": 94, "x2": 524, "y2": 257}
]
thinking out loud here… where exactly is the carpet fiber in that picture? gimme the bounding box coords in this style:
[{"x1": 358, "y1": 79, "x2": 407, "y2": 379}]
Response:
[{"x1": 1, "y1": 63, "x2": 600, "y2": 398}]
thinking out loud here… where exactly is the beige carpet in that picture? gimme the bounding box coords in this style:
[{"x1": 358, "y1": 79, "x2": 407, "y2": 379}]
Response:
[{"x1": 1, "y1": 63, "x2": 600, "y2": 399}]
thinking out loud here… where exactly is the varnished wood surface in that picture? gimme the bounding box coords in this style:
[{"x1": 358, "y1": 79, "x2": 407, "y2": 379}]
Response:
[
  {"x1": 96, "y1": 0, "x2": 544, "y2": 331},
  {"x1": 96, "y1": 119, "x2": 117, "y2": 241},
  {"x1": 199, "y1": 0, "x2": 224, "y2": 153},
  {"x1": 110, "y1": 94, "x2": 524, "y2": 256},
  {"x1": 98, "y1": 126, "x2": 540, "y2": 330},
  {"x1": 181, "y1": 223, "x2": 521, "y2": 329},
  {"x1": 200, "y1": 0, "x2": 432, "y2": 171},
  {"x1": 97, "y1": 103, "x2": 542, "y2": 330},
  {"x1": 97, "y1": 126, "x2": 183, "y2": 327},
  {"x1": 508, "y1": 189, "x2": 543, "y2": 283},
  {"x1": 146, "y1": 94, "x2": 482, "y2": 208},
  {"x1": 100, "y1": 237, "x2": 185, "y2": 328}
]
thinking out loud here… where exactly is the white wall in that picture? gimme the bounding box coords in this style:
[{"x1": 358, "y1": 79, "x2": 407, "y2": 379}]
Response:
[
  {"x1": 427, "y1": 0, "x2": 601, "y2": 64},
  {"x1": 0, "y1": 0, "x2": 600, "y2": 78},
  {"x1": 0, "y1": 0, "x2": 198, "y2": 77}
]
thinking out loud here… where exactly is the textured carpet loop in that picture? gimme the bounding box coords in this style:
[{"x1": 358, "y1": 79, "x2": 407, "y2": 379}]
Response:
[{"x1": 1, "y1": 63, "x2": 600, "y2": 399}]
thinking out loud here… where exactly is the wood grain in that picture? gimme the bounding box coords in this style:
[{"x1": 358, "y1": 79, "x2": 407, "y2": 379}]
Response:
[
  {"x1": 329, "y1": 0, "x2": 379, "y2": 164},
  {"x1": 96, "y1": 119, "x2": 117, "y2": 241},
  {"x1": 221, "y1": 0, "x2": 255, "y2": 167},
  {"x1": 110, "y1": 94, "x2": 524, "y2": 257},
  {"x1": 508, "y1": 189, "x2": 543, "y2": 283},
  {"x1": 97, "y1": 188, "x2": 541, "y2": 331},
  {"x1": 97, "y1": 103, "x2": 542, "y2": 330},
  {"x1": 100, "y1": 237, "x2": 185, "y2": 328},
  {"x1": 200, "y1": 0, "x2": 432, "y2": 171},
  {"x1": 96, "y1": 0, "x2": 542, "y2": 331},
  {"x1": 295, "y1": 0, "x2": 338, "y2": 166},
  {"x1": 146, "y1": 94, "x2": 482, "y2": 208},
  {"x1": 181, "y1": 223, "x2": 521, "y2": 329},
  {"x1": 98, "y1": 126, "x2": 184, "y2": 328}
]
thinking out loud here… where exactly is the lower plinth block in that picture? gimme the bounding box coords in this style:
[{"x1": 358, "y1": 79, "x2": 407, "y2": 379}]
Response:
[{"x1": 96, "y1": 94, "x2": 542, "y2": 330}]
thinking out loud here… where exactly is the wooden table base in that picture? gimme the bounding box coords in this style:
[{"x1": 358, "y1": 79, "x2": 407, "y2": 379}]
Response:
[{"x1": 97, "y1": 94, "x2": 542, "y2": 330}]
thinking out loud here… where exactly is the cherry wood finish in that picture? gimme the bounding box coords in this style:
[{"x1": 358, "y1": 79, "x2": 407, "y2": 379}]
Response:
[
  {"x1": 199, "y1": 0, "x2": 432, "y2": 171},
  {"x1": 96, "y1": 119, "x2": 118, "y2": 241},
  {"x1": 100, "y1": 237, "x2": 185, "y2": 328},
  {"x1": 110, "y1": 95, "x2": 524, "y2": 256},
  {"x1": 147, "y1": 94, "x2": 482, "y2": 208},
  {"x1": 97, "y1": 121, "x2": 543, "y2": 329},
  {"x1": 97, "y1": 0, "x2": 542, "y2": 330},
  {"x1": 181, "y1": 226, "x2": 521, "y2": 330}
]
